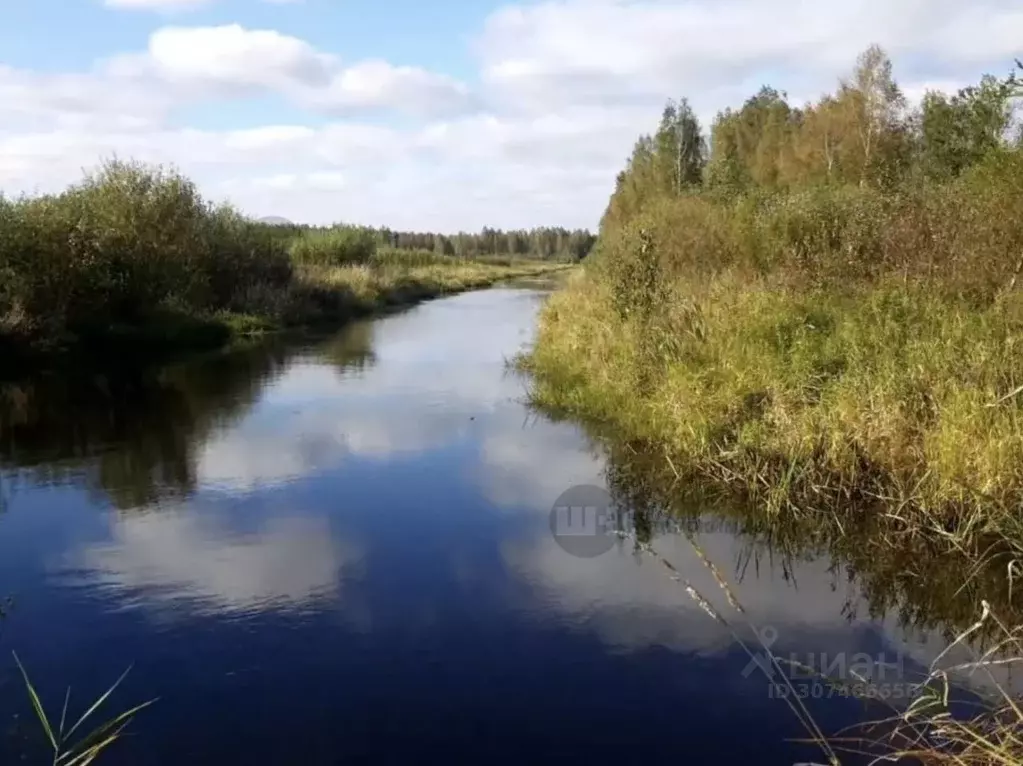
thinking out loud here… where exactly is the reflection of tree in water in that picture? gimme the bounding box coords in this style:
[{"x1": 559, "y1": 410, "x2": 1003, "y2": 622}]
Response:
[
  {"x1": 319, "y1": 320, "x2": 377, "y2": 376},
  {"x1": 604, "y1": 447, "x2": 674, "y2": 550},
  {"x1": 596, "y1": 436, "x2": 1020, "y2": 647},
  {"x1": 0, "y1": 325, "x2": 376, "y2": 510}
]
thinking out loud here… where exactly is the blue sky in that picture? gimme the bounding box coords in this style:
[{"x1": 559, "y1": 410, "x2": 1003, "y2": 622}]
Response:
[
  {"x1": 1, "y1": 0, "x2": 486, "y2": 76},
  {"x1": 0, "y1": 0, "x2": 1019, "y2": 231}
]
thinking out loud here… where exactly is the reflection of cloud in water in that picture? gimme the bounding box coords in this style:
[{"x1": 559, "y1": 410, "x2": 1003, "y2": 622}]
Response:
[
  {"x1": 470, "y1": 398, "x2": 855, "y2": 651},
  {"x1": 198, "y1": 414, "x2": 347, "y2": 490},
  {"x1": 196, "y1": 399, "x2": 481, "y2": 490},
  {"x1": 196, "y1": 290, "x2": 546, "y2": 491},
  {"x1": 77, "y1": 510, "x2": 359, "y2": 616},
  {"x1": 501, "y1": 523, "x2": 1019, "y2": 696},
  {"x1": 474, "y1": 419, "x2": 1012, "y2": 697},
  {"x1": 501, "y1": 527, "x2": 855, "y2": 651},
  {"x1": 477, "y1": 412, "x2": 604, "y2": 511}
]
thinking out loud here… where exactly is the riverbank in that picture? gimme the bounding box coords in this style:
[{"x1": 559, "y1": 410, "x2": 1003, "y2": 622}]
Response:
[
  {"x1": 524, "y1": 53, "x2": 1023, "y2": 549},
  {"x1": 524, "y1": 233, "x2": 1023, "y2": 766},
  {"x1": 522, "y1": 51, "x2": 1023, "y2": 764},
  {"x1": 524, "y1": 263, "x2": 1023, "y2": 538},
  {"x1": 2, "y1": 259, "x2": 573, "y2": 375},
  {"x1": 0, "y1": 160, "x2": 575, "y2": 375}
]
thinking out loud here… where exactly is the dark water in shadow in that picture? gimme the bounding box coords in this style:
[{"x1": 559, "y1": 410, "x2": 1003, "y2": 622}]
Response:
[{"x1": 0, "y1": 285, "x2": 1005, "y2": 765}]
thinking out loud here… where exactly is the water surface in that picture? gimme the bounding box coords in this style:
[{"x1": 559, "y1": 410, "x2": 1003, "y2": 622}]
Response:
[{"x1": 0, "y1": 285, "x2": 995, "y2": 764}]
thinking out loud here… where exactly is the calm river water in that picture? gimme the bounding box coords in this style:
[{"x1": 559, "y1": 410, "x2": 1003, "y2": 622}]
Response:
[{"x1": 0, "y1": 283, "x2": 990, "y2": 764}]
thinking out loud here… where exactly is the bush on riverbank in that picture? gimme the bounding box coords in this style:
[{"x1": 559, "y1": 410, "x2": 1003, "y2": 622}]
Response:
[
  {"x1": 526, "y1": 50, "x2": 1023, "y2": 527},
  {"x1": 0, "y1": 161, "x2": 573, "y2": 363},
  {"x1": 0, "y1": 161, "x2": 293, "y2": 347},
  {"x1": 288, "y1": 226, "x2": 378, "y2": 267}
]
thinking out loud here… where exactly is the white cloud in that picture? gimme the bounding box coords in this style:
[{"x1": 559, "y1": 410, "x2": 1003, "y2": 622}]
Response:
[
  {"x1": 221, "y1": 124, "x2": 318, "y2": 150},
  {"x1": 311, "y1": 60, "x2": 473, "y2": 116},
  {"x1": 0, "y1": 122, "x2": 403, "y2": 203},
  {"x1": 226, "y1": 170, "x2": 347, "y2": 192},
  {"x1": 3, "y1": 1, "x2": 1021, "y2": 228},
  {"x1": 99, "y1": 25, "x2": 470, "y2": 116},
  {"x1": 0, "y1": 65, "x2": 175, "y2": 133},
  {"x1": 478, "y1": 0, "x2": 1023, "y2": 116},
  {"x1": 145, "y1": 25, "x2": 336, "y2": 90}
]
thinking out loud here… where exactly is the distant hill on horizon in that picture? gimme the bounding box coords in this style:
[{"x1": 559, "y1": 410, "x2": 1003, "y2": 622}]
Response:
[{"x1": 257, "y1": 216, "x2": 294, "y2": 225}]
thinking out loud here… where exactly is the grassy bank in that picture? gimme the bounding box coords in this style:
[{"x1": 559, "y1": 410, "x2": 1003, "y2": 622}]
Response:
[
  {"x1": 527, "y1": 158, "x2": 1023, "y2": 536},
  {"x1": 526, "y1": 49, "x2": 1023, "y2": 543},
  {"x1": 0, "y1": 161, "x2": 574, "y2": 371},
  {"x1": 282, "y1": 259, "x2": 573, "y2": 328},
  {"x1": 527, "y1": 255, "x2": 1023, "y2": 530},
  {"x1": 524, "y1": 48, "x2": 1023, "y2": 763}
]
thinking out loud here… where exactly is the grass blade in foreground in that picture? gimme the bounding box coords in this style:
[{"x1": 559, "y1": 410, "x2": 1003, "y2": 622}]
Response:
[{"x1": 12, "y1": 651, "x2": 156, "y2": 765}]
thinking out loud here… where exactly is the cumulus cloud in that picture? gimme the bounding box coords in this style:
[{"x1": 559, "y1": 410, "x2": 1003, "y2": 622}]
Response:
[
  {"x1": 478, "y1": 0, "x2": 1023, "y2": 116},
  {"x1": 310, "y1": 60, "x2": 474, "y2": 116},
  {"x1": 3, "y1": 1, "x2": 1021, "y2": 228},
  {"x1": 144, "y1": 25, "x2": 336, "y2": 90},
  {"x1": 0, "y1": 65, "x2": 175, "y2": 132},
  {"x1": 221, "y1": 170, "x2": 347, "y2": 192},
  {"x1": 99, "y1": 25, "x2": 469, "y2": 115}
]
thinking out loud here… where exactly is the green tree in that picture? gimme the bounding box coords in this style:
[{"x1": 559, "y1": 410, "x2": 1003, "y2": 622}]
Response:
[
  {"x1": 791, "y1": 93, "x2": 856, "y2": 184},
  {"x1": 788, "y1": 46, "x2": 908, "y2": 187},
  {"x1": 707, "y1": 87, "x2": 800, "y2": 192},
  {"x1": 845, "y1": 44, "x2": 908, "y2": 185},
  {"x1": 654, "y1": 98, "x2": 706, "y2": 195},
  {"x1": 918, "y1": 74, "x2": 1018, "y2": 179}
]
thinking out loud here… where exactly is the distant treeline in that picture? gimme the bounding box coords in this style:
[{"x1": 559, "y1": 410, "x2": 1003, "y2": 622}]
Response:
[{"x1": 260, "y1": 223, "x2": 596, "y2": 262}]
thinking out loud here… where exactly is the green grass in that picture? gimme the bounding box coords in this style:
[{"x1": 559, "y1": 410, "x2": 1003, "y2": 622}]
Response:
[
  {"x1": 526, "y1": 269, "x2": 1023, "y2": 538},
  {"x1": 528, "y1": 309, "x2": 1023, "y2": 763},
  {"x1": 7, "y1": 259, "x2": 572, "y2": 371},
  {"x1": 0, "y1": 160, "x2": 574, "y2": 372},
  {"x1": 287, "y1": 226, "x2": 377, "y2": 267},
  {"x1": 279, "y1": 260, "x2": 574, "y2": 328},
  {"x1": 13, "y1": 653, "x2": 154, "y2": 766},
  {"x1": 525, "y1": 152, "x2": 1023, "y2": 540}
]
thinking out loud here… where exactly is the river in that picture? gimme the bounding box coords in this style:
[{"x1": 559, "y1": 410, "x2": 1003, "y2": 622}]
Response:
[{"x1": 0, "y1": 282, "x2": 997, "y2": 765}]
